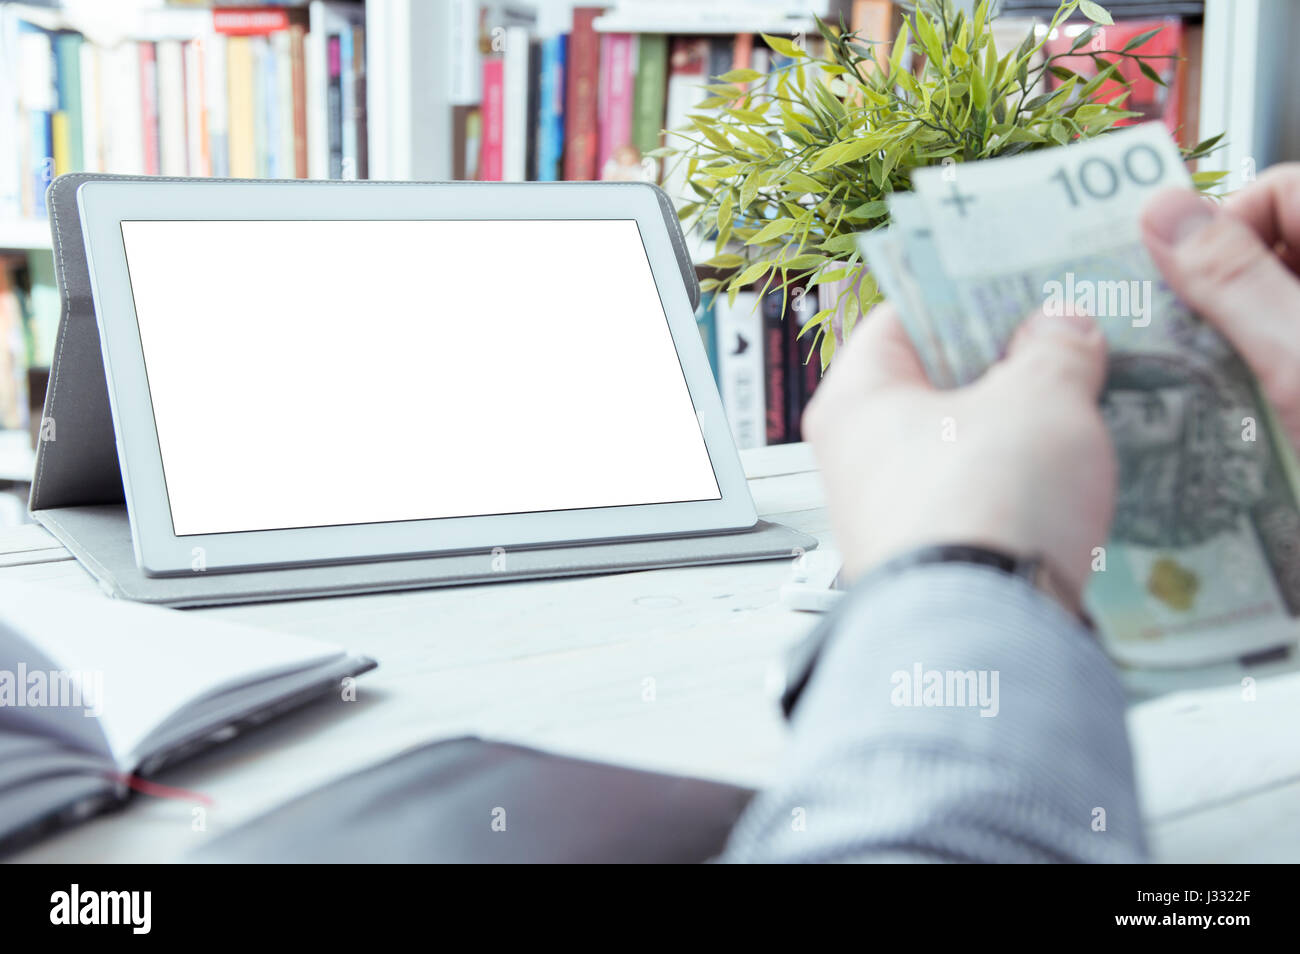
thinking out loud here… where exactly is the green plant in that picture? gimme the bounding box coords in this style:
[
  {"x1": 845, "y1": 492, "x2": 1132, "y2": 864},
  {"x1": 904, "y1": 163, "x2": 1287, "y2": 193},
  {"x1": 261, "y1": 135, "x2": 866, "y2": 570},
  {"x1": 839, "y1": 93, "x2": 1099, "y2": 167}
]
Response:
[{"x1": 655, "y1": 0, "x2": 1225, "y2": 369}]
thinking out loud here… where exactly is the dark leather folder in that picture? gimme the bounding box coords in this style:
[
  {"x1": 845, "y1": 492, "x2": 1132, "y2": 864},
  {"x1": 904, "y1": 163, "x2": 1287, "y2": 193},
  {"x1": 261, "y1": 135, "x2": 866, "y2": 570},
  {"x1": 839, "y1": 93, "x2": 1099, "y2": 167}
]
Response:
[{"x1": 193, "y1": 737, "x2": 755, "y2": 863}]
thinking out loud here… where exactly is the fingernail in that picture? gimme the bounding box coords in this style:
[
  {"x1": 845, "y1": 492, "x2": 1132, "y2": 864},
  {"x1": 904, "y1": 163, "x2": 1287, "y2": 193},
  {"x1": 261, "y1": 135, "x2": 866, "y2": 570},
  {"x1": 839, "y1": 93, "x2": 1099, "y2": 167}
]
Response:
[{"x1": 1143, "y1": 189, "x2": 1216, "y2": 246}]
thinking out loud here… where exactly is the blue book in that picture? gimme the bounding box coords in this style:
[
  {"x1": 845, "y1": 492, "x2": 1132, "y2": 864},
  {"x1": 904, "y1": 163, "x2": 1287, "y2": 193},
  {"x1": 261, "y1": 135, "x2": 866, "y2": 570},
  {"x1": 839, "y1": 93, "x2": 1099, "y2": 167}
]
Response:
[
  {"x1": 16, "y1": 20, "x2": 55, "y2": 216},
  {"x1": 29, "y1": 111, "x2": 52, "y2": 217},
  {"x1": 696, "y1": 292, "x2": 718, "y2": 386},
  {"x1": 535, "y1": 34, "x2": 566, "y2": 182}
]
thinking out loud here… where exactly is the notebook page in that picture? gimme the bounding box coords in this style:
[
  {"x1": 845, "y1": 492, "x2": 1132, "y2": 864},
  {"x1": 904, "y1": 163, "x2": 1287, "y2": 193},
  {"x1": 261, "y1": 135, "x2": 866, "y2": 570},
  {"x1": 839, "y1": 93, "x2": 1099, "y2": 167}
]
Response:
[{"x1": 0, "y1": 581, "x2": 344, "y2": 767}]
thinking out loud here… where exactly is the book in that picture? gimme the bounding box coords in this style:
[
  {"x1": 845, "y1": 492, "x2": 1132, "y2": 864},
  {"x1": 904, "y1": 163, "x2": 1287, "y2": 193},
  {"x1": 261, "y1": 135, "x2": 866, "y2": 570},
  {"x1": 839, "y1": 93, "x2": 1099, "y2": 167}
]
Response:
[
  {"x1": 350, "y1": 22, "x2": 366, "y2": 180},
  {"x1": 695, "y1": 291, "x2": 718, "y2": 385},
  {"x1": 762, "y1": 288, "x2": 788, "y2": 445},
  {"x1": 630, "y1": 33, "x2": 667, "y2": 177},
  {"x1": 479, "y1": 57, "x2": 504, "y2": 181},
  {"x1": 0, "y1": 579, "x2": 375, "y2": 857},
  {"x1": 289, "y1": 24, "x2": 308, "y2": 178},
  {"x1": 1044, "y1": 18, "x2": 1185, "y2": 139},
  {"x1": 562, "y1": 6, "x2": 601, "y2": 181},
  {"x1": 525, "y1": 35, "x2": 542, "y2": 181},
  {"x1": 534, "y1": 34, "x2": 566, "y2": 182},
  {"x1": 503, "y1": 25, "x2": 531, "y2": 182},
  {"x1": 325, "y1": 33, "x2": 342, "y2": 178},
  {"x1": 17, "y1": 21, "x2": 55, "y2": 217},
  {"x1": 661, "y1": 37, "x2": 708, "y2": 206},
  {"x1": 52, "y1": 32, "x2": 83, "y2": 175},
  {"x1": 305, "y1": 1, "x2": 362, "y2": 180},
  {"x1": 715, "y1": 290, "x2": 765, "y2": 450},
  {"x1": 204, "y1": 31, "x2": 229, "y2": 178},
  {"x1": 183, "y1": 38, "x2": 209, "y2": 177},
  {"x1": 156, "y1": 38, "x2": 187, "y2": 176},
  {"x1": 138, "y1": 41, "x2": 160, "y2": 175},
  {"x1": 338, "y1": 23, "x2": 355, "y2": 178},
  {"x1": 225, "y1": 35, "x2": 256, "y2": 177},
  {"x1": 0, "y1": 13, "x2": 23, "y2": 219},
  {"x1": 597, "y1": 32, "x2": 636, "y2": 179},
  {"x1": 788, "y1": 285, "x2": 820, "y2": 442},
  {"x1": 850, "y1": 0, "x2": 894, "y2": 72}
]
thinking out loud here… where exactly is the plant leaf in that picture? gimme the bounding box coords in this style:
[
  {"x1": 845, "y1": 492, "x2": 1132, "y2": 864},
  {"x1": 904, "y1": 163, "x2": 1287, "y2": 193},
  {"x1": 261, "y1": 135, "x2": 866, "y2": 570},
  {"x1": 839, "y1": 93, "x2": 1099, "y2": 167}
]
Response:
[
  {"x1": 746, "y1": 216, "x2": 797, "y2": 245},
  {"x1": 1078, "y1": 1, "x2": 1114, "y2": 25}
]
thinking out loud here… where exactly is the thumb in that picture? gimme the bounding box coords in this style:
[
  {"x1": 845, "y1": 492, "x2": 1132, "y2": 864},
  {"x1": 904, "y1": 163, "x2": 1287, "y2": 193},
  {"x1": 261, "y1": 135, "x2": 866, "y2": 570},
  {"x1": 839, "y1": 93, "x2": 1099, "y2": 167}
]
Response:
[
  {"x1": 1141, "y1": 187, "x2": 1300, "y2": 409},
  {"x1": 1001, "y1": 308, "x2": 1108, "y2": 400}
]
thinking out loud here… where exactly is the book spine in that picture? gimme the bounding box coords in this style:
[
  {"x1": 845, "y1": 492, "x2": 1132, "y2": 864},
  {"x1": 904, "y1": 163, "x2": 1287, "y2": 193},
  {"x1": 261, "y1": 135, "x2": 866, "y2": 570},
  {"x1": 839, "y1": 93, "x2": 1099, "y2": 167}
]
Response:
[
  {"x1": 273, "y1": 29, "x2": 294, "y2": 179},
  {"x1": 794, "y1": 287, "x2": 822, "y2": 439},
  {"x1": 562, "y1": 7, "x2": 600, "y2": 181},
  {"x1": 225, "y1": 35, "x2": 255, "y2": 177},
  {"x1": 762, "y1": 288, "x2": 788, "y2": 445},
  {"x1": 535, "y1": 34, "x2": 565, "y2": 182},
  {"x1": 205, "y1": 31, "x2": 229, "y2": 177},
  {"x1": 479, "y1": 57, "x2": 504, "y2": 181},
  {"x1": 715, "y1": 291, "x2": 766, "y2": 450},
  {"x1": 597, "y1": 33, "x2": 635, "y2": 178},
  {"x1": 78, "y1": 42, "x2": 101, "y2": 173},
  {"x1": 0, "y1": 19, "x2": 22, "y2": 219},
  {"x1": 326, "y1": 33, "x2": 342, "y2": 178},
  {"x1": 661, "y1": 37, "x2": 707, "y2": 205},
  {"x1": 305, "y1": 2, "x2": 326, "y2": 179},
  {"x1": 106, "y1": 43, "x2": 146, "y2": 176},
  {"x1": 290, "y1": 24, "x2": 308, "y2": 178},
  {"x1": 630, "y1": 33, "x2": 667, "y2": 158},
  {"x1": 53, "y1": 32, "x2": 83, "y2": 173},
  {"x1": 851, "y1": 0, "x2": 895, "y2": 71},
  {"x1": 502, "y1": 26, "x2": 530, "y2": 182},
  {"x1": 784, "y1": 287, "x2": 808, "y2": 442},
  {"x1": 183, "y1": 39, "x2": 210, "y2": 176},
  {"x1": 156, "y1": 39, "x2": 188, "y2": 176},
  {"x1": 339, "y1": 25, "x2": 355, "y2": 178},
  {"x1": 351, "y1": 23, "x2": 366, "y2": 180},
  {"x1": 695, "y1": 292, "x2": 718, "y2": 385},
  {"x1": 138, "y1": 42, "x2": 160, "y2": 176},
  {"x1": 50, "y1": 110, "x2": 69, "y2": 179}
]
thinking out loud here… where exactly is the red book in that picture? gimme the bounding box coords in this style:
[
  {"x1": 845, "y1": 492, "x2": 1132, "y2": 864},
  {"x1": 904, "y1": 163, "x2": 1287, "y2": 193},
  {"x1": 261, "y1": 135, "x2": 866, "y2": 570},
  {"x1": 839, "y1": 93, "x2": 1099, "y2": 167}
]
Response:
[
  {"x1": 479, "y1": 58, "x2": 504, "y2": 181},
  {"x1": 1044, "y1": 19, "x2": 1183, "y2": 138},
  {"x1": 213, "y1": 7, "x2": 292, "y2": 36},
  {"x1": 762, "y1": 289, "x2": 788, "y2": 445},
  {"x1": 563, "y1": 7, "x2": 602, "y2": 181},
  {"x1": 138, "y1": 42, "x2": 160, "y2": 176}
]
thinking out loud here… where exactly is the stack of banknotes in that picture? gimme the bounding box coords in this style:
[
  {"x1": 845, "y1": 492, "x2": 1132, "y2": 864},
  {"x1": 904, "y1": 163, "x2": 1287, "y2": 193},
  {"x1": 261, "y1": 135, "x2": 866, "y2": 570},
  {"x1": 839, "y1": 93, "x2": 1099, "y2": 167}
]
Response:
[{"x1": 858, "y1": 123, "x2": 1300, "y2": 667}]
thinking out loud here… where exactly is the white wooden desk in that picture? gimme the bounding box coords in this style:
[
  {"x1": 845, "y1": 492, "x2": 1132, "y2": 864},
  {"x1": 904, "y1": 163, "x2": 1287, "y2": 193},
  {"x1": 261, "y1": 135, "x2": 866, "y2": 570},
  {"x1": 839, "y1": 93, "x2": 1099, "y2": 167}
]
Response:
[{"x1": 4, "y1": 443, "x2": 1300, "y2": 862}]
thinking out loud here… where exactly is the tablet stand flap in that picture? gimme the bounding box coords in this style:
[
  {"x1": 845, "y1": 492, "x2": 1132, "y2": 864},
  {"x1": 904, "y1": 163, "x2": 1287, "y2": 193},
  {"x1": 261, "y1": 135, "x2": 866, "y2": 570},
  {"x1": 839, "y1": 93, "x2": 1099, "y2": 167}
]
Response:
[
  {"x1": 29, "y1": 174, "x2": 700, "y2": 516},
  {"x1": 29, "y1": 173, "x2": 127, "y2": 511}
]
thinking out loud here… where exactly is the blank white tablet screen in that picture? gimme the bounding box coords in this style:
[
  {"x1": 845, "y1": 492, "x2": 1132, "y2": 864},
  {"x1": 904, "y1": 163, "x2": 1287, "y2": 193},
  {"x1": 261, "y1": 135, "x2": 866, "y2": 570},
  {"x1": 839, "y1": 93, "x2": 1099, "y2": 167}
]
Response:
[{"x1": 119, "y1": 219, "x2": 721, "y2": 536}]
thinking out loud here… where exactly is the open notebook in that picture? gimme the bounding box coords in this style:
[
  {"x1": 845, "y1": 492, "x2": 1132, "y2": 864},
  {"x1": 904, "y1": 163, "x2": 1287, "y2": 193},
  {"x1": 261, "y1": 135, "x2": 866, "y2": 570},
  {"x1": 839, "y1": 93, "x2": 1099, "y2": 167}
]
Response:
[{"x1": 0, "y1": 581, "x2": 374, "y2": 856}]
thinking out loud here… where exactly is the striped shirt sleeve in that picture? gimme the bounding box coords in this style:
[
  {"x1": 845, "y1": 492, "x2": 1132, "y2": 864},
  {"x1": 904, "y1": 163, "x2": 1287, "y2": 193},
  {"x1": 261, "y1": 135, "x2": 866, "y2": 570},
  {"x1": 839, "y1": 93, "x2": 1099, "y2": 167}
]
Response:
[{"x1": 722, "y1": 562, "x2": 1146, "y2": 863}]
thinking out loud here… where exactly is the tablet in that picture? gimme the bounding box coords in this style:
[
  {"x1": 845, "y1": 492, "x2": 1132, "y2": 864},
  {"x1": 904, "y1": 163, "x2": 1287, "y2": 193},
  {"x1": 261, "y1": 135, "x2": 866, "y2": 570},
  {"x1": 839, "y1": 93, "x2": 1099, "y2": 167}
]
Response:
[{"x1": 76, "y1": 179, "x2": 757, "y2": 576}]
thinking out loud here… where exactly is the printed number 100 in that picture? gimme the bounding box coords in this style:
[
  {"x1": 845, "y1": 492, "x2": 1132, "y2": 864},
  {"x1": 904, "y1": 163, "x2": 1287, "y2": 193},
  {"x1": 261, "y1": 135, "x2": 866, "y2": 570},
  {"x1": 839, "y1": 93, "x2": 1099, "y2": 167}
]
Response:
[{"x1": 1050, "y1": 144, "x2": 1166, "y2": 206}]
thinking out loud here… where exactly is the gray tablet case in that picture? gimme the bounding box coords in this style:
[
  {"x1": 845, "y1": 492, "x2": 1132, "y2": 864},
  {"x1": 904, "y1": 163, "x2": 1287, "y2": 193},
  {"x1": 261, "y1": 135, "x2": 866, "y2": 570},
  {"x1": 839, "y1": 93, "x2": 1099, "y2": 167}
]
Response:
[
  {"x1": 193, "y1": 736, "x2": 754, "y2": 863},
  {"x1": 29, "y1": 173, "x2": 816, "y2": 608}
]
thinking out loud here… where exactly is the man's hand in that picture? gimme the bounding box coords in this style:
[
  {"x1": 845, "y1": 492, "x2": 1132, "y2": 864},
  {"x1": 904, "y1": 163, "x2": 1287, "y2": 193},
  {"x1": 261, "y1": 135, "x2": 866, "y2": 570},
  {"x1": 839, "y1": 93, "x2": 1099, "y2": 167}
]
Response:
[
  {"x1": 1141, "y1": 165, "x2": 1300, "y2": 452},
  {"x1": 802, "y1": 305, "x2": 1115, "y2": 609}
]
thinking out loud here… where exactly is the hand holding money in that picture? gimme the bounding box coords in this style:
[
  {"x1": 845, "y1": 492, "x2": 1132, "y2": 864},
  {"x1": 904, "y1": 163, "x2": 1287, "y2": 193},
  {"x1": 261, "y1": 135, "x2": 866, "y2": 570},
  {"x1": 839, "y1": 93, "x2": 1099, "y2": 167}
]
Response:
[
  {"x1": 850, "y1": 124, "x2": 1300, "y2": 667},
  {"x1": 1141, "y1": 169, "x2": 1300, "y2": 453},
  {"x1": 804, "y1": 301, "x2": 1114, "y2": 612}
]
